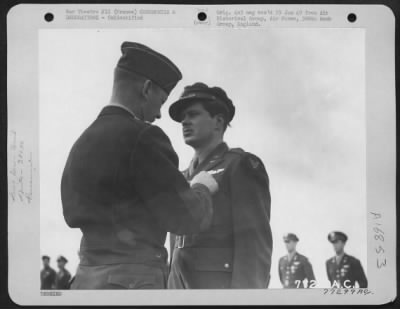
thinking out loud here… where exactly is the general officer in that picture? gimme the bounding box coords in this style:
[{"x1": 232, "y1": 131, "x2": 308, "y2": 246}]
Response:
[
  {"x1": 61, "y1": 42, "x2": 218, "y2": 289},
  {"x1": 326, "y1": 231, "x2": 368, "y2": 288},
  {"x1": 278, "y1": 233, "x2": 315, "y2": 289},
  {"x1": 55, "y1": 256, "x2": 72, "y2": 290},
  {"x1": 167, "y1": 82, "x2": 273, "y2": 289}
]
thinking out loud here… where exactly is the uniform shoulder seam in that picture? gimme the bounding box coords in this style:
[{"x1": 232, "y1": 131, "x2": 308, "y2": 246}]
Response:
[{"x1": 227, "y1": 147, "x2": 246, "y2": 156}]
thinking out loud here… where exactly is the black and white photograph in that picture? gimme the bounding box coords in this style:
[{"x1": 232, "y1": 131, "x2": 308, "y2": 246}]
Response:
[
  {"x1": 39, "y1": 27, "x2": 367, "y2": 290},
  {"x1": 6, "y1": 3, "x2": 396, "y2": 306}
]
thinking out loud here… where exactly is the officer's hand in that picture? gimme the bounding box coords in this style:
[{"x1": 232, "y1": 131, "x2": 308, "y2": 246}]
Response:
[{"x1": 190, "y1": 171, "x2": 219, "y2": 194}]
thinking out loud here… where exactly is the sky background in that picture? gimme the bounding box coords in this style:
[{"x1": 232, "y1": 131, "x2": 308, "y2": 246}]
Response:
[{"x1": 39, "y1": 28, "x2": 366, "y2": 289}]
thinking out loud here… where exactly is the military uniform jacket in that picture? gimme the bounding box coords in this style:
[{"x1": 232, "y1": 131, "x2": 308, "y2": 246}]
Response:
[
  {"x1": 326, "y1": 254, "x2": 368, "y2": 288},
  {"x1": 55, "y1": 269, "x2": 72, "y2": 290},
  {"x1": 61, "y1": 106, "x2": 213, "y2": 266},
  {"x1": 278, "y1": 252, "x2": 315, "y2": 288},
  {"x1": 169, "y1": 143, "x2": 272, "y2": 289},
  {"x1": 41, "y1": 267, "x2": 56, "y2": 290}
]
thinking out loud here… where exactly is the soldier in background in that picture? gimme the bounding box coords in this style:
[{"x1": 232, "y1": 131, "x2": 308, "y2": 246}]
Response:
[
  {"x1": 55, "y1": 256, "x2": 72, "y2": 290},
  {"x1": 168, "y1": 82, "x2": 272, "y2": 289},
  {"x1": 278, "y1": 233, "x2": 315, "y2": 288},
  {"x1": 326, "y1": 231, "x2": 368, "y2": 288},
  {"x1": 40, "y1": 255, "x2": 56, "y2": 290}
]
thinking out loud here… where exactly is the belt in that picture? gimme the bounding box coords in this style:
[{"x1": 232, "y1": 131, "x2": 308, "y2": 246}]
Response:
[
  {"x1": 175, "y1": 235, "x2": 233, "y2": 249},
  {"x1": 79, "y1": 247, "x2": 168, "y2": 266}
]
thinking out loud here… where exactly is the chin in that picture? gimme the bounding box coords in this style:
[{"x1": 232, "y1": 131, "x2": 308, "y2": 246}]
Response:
[{"x1": 184, "y1": 136, "x2": 199, "y2": 147}]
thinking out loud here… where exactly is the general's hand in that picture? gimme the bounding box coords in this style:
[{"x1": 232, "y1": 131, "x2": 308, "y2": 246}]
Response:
[{"x1": 190, "y1": 171, "x2": 219, "y2": 194}]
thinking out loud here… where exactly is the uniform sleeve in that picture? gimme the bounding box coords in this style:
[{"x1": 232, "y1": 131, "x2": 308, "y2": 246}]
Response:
[
  {"x1": 303, "y1": 258, "x2": 316, "y2": 287},
  {"x1": 130, "y1": 125, "x2": 213, "y2": 235},
  {"x1": 278, "y1": 259, "x2": 284, "y2": 285},
  {"x1": 354, "y1": 259, "x2": 368, "y2": 288},
  {"x1": 230, "y1": 154, "x2": 273, "y2": 288},
  {"x1": 326, "y1": 261, "x2": 333, "y2": 286}
]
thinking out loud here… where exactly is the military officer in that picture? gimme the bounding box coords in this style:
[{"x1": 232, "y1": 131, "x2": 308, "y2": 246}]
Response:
[
  {"x1": 326, "y1": 231, "x2": 368, "y2": 288},
  {"x1": 278, "y1": 233, "x2": 315, "y2": 288},
  {"x1": 55, "y1": 256, "x2": 72, "y2": 290},
  {"x1": 61, "y1": 42, "x2": 219, "y2": 289},
  {"x1": 40, "y1": 255, "x2": 56, "y2": 290},
  {"x1": 167, "y1": 82, "x2": 273, "y2": 289}
]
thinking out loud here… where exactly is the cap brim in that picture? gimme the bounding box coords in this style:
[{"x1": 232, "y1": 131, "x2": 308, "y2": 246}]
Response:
[{"x1": 169, "y1": 96, "x2": 213, "y2": 122}]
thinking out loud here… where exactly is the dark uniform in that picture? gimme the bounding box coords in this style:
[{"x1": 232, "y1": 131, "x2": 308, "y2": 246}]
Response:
[
  {"x1": 55, "y1": 269, "x2": 72, "y2": 290},
  {"x1": 167, "y1": 85, "x2": 272, "y2": 289},
  {"x1": 41, "y1": 256, "x2": 56, "y2": 290},
  {"x1": 278, "y1": 233, "x2": 315, "y2": 289},
  {"x1": 326, "y1": 231, "x2": 368, "y2": 288},
  {"x1": 55, "y1": 256, "x2": 72, "y2": 290},
  {"x1": 278, "y1": 253, "x2": 315, "y2": 288},
  {"x1": 61, "y1": 42, "x2": 214, "y2": 289}
]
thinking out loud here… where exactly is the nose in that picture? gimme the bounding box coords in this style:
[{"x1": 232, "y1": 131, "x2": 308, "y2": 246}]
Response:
[{"x1": 181, "y1": 114, "x2": 191, "y2": 125}]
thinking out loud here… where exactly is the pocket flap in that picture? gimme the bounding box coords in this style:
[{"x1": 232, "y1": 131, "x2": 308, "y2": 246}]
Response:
[{"x1": 107, "y1": 274, "x2": 157, "y2": 289}]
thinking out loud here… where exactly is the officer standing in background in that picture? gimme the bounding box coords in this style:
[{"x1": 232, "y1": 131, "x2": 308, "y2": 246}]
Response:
[
  {"x1": 278, "y1": 233, "x2": 315, "y2": 288},
  {"x1": 326, "y1": 231, "x2": 368, "y2": 288},
  {"x1": 55, "y1": 256, "x2": 72, "y2": 290},
  {"x1": 40, "y1": 255, "x2": 56, "y2": 290},
  {"x1": 168, "y1": 82, "x2": 272, "y2": 289},
  {"x1": 61, "y1": 42, "x2": 218, "y2": 289}
]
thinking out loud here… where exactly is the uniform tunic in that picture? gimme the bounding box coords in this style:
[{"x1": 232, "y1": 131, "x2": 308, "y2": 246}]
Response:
[
  {"x1": 326, "y1": 253, "x2": 368, "y2": 288},
  {"x1": 278, "y1": 252, "x2": 315, "y2": 288},
  {"x1": 55, "y1": 269, "x2": 72, "y2": 290},
  {"x1": 168, "y1": 143, "x2": 272, "y2": 289},
  {"x1": 61, "y1": 106, "x2": 214, "y2": 289},
  {"x1": 40, "y1": 267, "x2": 56, "y2": 290}
]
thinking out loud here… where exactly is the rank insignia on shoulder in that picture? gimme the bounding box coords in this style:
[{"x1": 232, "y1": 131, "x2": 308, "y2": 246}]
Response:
[{"x1": 208, "y1": 168, "x2": 225, "y2": 175}]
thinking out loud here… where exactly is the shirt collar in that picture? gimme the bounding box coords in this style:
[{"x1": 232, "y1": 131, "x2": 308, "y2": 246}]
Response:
[{"x1": 335, "y1": 252, "x2": 345, "y2": 264}]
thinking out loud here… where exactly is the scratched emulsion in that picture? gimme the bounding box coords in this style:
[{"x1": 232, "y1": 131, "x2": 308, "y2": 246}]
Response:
[{"x1": 8, "y1": 130, "x2": 33, "y2": 205}]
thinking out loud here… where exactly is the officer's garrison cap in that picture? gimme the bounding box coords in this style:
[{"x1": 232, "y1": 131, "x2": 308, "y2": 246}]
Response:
[
  {"x1": 283, "y1": 233, "x2": 299, "y2": 242},
  {"x1": 328, "y1": 231, "x2": 348, "y2": 243},
  {"x1": 116, "y1": 42, "x2": 182, "y2": 95},
  {"x1": 57, "y1": 255, "x2": 68, "y2": 263},
  {"x1": 169, "y1": 82, "x2": 235, "y2": 123}
]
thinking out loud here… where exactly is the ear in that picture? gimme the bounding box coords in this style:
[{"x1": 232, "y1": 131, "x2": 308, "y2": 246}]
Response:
[
  {"x1": 215, "y1": 114, "x2": 225, "y2": 131},
  {"x1": 141, "y1": 79, "x2": 153, "y2": 100}
]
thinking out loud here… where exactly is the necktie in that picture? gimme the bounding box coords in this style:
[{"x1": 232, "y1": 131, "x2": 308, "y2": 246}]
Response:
[{"x1": 189, "y1": 158, "x2": 199, "y2": 178}]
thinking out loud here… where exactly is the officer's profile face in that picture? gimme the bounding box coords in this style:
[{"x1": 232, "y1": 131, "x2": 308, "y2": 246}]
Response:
[
  {"x1": 285, "y1": 240, "x2": 297, "y2": 252},
  {"x1": 332, "y1": 240, "x2": 345, "y2": 253},
  {"x1": 180, "y1": 102, "x2": 219, "y2": 147},
  {"x1": 141, "y1": 80, "x2": 168, "y2": 123}
]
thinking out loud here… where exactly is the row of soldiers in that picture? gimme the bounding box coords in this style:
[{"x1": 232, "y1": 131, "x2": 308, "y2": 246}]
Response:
[
  {"x1": 279, "y1": 231, "x2": 368, "y2": 289},
  {"x1": 40, "y1": 255, "x2": 71, "y2": 290}
]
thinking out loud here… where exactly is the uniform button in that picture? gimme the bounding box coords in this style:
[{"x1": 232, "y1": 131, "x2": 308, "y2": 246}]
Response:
[
  {"x1": 224, "y1": 263, "x2": 230, "y2": 268},
  {"x1": 156, "y1": 253, "x2": 162, "y2": 258}
]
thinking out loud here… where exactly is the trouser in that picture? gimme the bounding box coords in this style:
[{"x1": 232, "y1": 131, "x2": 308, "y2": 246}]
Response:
[
  {"x1": 70, "y1": 263, "x2": 168, "y2": 289},
  {"x1": 168, "y1": 247, "x2": 233, "y2": 289}
]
